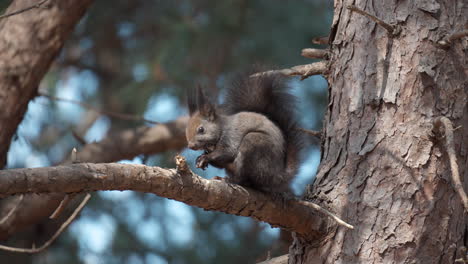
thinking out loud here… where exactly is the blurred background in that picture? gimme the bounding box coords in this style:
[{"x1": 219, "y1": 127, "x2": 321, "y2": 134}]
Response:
[{"x1": 1, "y1": 0, "x2": 332, "y2": 263}]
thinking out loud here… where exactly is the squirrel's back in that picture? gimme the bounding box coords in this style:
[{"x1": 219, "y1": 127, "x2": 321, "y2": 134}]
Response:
[{"x1": 223, "y1": 73, "x2": 303, "y2": 180}]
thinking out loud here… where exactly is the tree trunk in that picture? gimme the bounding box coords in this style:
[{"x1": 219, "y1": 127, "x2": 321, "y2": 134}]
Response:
[
  {"x1": 0, "y1": 0, "x2": 93, "y2": 168},
  {"x1": 0, "y1": 0, "x2": 93, "y2": 240},
  {"x1": 290, "y1": 0, "x2": 467, "y2": 263}
]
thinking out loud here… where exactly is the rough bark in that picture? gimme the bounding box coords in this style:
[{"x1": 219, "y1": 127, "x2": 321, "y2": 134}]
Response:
[
  {"x1": 0, "y1": 0, "x2": 93, "y2": 168},
  {"x1": 0, "y1": 0, "x2": 94, "y2": 241},
  {"x1": 0, "y1": 160, "x2": 331, "y2": 238},
  {"x1": 290, "y1": 0, "x2": 467, "y2": 263}
]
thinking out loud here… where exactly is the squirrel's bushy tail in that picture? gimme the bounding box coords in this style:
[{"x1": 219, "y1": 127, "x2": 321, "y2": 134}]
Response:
[{"x1": 224, "y1": 72, "x2": 303, "y2": 181}]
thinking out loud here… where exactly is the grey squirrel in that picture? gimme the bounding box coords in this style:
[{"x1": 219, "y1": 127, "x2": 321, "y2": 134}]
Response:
[{"x1": 186, "y1": 73, "x2": 302, "y2": 193}]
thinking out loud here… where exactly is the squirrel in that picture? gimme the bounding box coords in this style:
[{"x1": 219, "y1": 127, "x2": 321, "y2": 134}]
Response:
[{"x1": 186, "y1": 73, "x2": 302, "y2": 193}]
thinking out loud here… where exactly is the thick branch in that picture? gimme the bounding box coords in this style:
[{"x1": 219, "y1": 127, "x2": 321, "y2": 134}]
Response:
[
  {"x1": 49, "y1": 117, "x2": 189, "y2": 220},
  {"x1": 69, "y1": 116, "x2": 188, "y2": 163},
  {"x1": 0, "y1": 116, "x2": 184, "y2": 240},
  {"x1": 0, "y1": 160, "x2": 353, "y2": 238}
]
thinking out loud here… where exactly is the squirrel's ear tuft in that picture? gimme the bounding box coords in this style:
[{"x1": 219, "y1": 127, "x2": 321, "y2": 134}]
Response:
[
  {"x1": 187, "y1": 86, "x2": 197, "y2": 115},
  {"x1": 196, "y1": 85, "x2": 216, "y2": 121}
]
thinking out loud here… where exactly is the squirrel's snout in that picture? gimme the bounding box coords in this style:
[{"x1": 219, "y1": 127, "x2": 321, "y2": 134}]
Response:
[{"x1": 187, "y1": 142, "x2": 199, "y2": 150}]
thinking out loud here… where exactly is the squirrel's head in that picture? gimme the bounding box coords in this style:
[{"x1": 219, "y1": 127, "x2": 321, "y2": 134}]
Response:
[{"x1": 186, "y1": 86, "x2": 221, "y2": 151}]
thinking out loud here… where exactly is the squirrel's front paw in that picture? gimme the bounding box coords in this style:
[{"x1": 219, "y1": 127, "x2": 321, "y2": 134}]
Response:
[{"x1": 196, "y1": 155, "x2": 209, "y2": 170}]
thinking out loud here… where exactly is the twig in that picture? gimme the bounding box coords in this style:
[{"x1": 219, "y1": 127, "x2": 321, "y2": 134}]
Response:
[
  {"x1": 347, "y1": 5, "x2": 400, "y2": 36},
  {"x1": 0, "y1": 195, "x2": 24, "y2": 225},
  {"x1": 70, "y1": 148, "x2": 79, "y2": 164},
  {"x1": 0, "y1": 0, "x2": 49, "y2": 20},
  {"x1": 301, "y1": 48, "x2": 328, "y2": 60},
  {"x1": 437, "y1": 30, "x2": 468, "y2": 48},
  {"x1": 0, "y1": 194, "x2": 91, "y2": 254},
  {"x1": 49, "y1": 194, "x2": 76, "y2": 219},
  {"x1": 38, "y1": 92, "x2": 159, "y2": 124},
  {"x1": 175, "y1": 154, "x2": 191, "y2": 175},
  {"x1": 433, "y1": 117, "x2": 468, "y2": 212},
  {"x1": 312, "y1": 36, "x2": 329, "y2": 45},
  {"x1": 297, "y1": 200, "x2": 354, "y2": 229},
  {"x1": 71, "y1": 130, "x2": 87, "y2": 145},
  {"x1": 446, "y1": 30, "x2": 468, "y2": 42},
  {"x1": 251, "y1": 61, "x2": 327, "y2": 80},
  {"x1": 298, "y1": 128, "x2": 321, "y2": 139}
]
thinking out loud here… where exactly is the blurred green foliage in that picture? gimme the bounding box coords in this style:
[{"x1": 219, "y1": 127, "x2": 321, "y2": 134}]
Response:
[{"x1": 1, "y1": 0, "x2": 332, "y2": 263}]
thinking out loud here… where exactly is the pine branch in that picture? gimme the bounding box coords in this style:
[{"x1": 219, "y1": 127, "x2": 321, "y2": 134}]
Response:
[{"x1": 0, "y1": 156, "x2": 353, "y2": 238}]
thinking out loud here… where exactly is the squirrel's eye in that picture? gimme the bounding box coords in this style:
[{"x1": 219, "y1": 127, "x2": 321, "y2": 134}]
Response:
[{"x1": 197, "y1": 126, "x2": 205, "y2": 134}]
